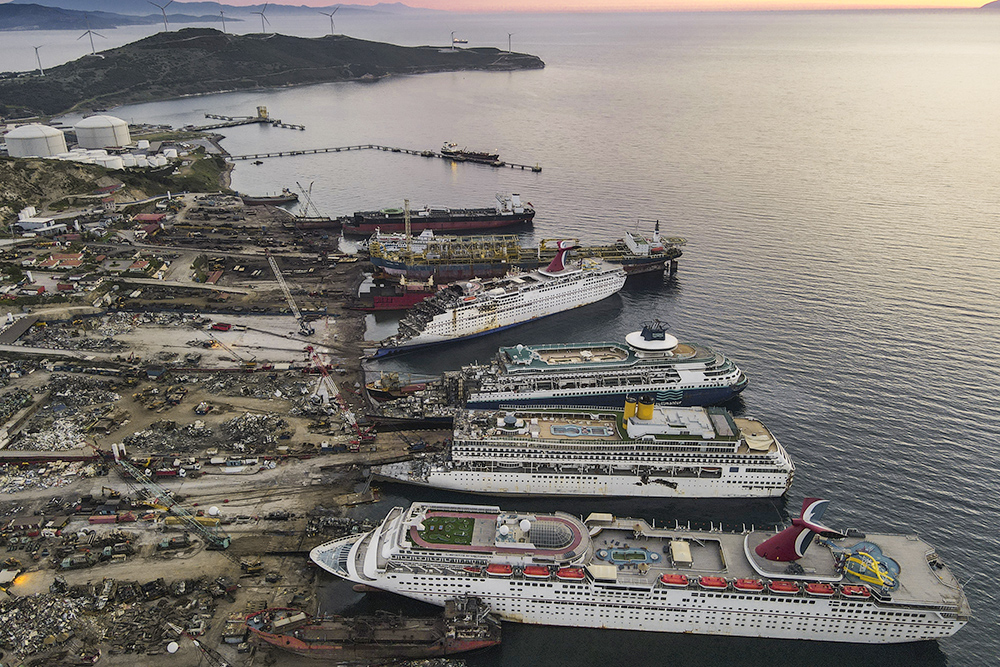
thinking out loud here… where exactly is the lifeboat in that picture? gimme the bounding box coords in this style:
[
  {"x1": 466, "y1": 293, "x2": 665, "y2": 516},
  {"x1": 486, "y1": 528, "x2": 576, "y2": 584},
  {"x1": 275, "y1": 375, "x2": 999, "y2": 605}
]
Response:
[
  {"x1": 698, "y1": 576, "x2": 729, "y2": 590},
  {"x1": 659, "y1": 573, "x2": 690, "y2": 588},
  {"x1": 486, "y1": 563, "x2": 513, "y2": 577},
  {"x1": 767, "y1": 580, "x2": 800, "y2": 595},
  {"x1": 463, "y1": 566, "x2": 483, "y2": 574},
  {"x1": 523, "y1": 565, "x2": 551, "y2": 579},
  {"x1": 555, "y1": 567, "x2": 586, "y2": 581},
  {"x1": 805, "y1": 582, "x2": 836, "y2": 597},
  {"x1": 733, "y1": 578, "x2": 765, "y2": 593},
  {"x1": 840, "y1": 584, "x2": 872, "y2": 599}
]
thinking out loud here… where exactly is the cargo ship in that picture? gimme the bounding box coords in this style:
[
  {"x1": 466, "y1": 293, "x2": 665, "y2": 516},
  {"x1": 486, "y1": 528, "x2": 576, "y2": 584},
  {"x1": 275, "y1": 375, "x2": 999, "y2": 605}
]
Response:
[
  {"x1": 245, "y1": 596, "x2": 500, "y2": 660},
  {"x1": 347, "y1": 273, "x2": 439, "y2": 312},
  {"x1": 240, "y1": 188, "x2": 299, "y2": 206},
  {"x1": 372, "y1": 243, "x2": 626, "y2": 358},
  {"x1": 341, "y1": 193, "x2": 533, "y2": 236},
  {"x1": 440, "y1": 141, "x2": 499, "y2": 163},
  {"x1": 368, "y1": 222, "x2": 684, "y2": 281},
  {"x1": 311, "y1": 499, "x2": 971, "y2": 644},
  {"x1": 373, "y1": 398, "x2": 793, "y2": 498}
]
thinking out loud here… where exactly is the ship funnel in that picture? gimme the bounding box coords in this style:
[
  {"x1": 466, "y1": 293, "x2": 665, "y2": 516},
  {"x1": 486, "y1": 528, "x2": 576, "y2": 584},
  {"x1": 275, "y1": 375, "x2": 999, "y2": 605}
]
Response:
[
  {"x1": 653, "y1": 220, "x2": 660, "y2": 244},
  {"x1": 543, "y1": 241, "x2": 577, "y2": 274},
  {"x1": 623, "y1": 396, "x2": 638, "y2": 420},
  {"x1": 636, "y1": 395, "x2": 654, "y2": 421},
  {"x1": 754, "y1": 498, "x2": 847, "y2": 562}
]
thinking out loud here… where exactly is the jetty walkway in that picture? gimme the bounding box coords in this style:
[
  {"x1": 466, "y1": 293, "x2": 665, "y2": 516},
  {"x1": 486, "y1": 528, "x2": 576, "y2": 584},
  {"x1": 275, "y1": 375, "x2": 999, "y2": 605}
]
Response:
[{"x1": 224, "y1": 144, "x2": 542, "y2": 172}]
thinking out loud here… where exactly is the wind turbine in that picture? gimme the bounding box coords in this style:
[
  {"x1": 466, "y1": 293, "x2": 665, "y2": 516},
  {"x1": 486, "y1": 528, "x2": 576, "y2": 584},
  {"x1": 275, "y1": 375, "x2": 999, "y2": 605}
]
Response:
[
  {"x1": 219, "y1": 8, "x2": 227, "y2": 34},
  {"x1": 507, "y1": 32, "x2": 513, "y2": 54},
  {"x1": 253, "y1": 3, "x2": 270, "y2": 34},
  {"x1": 79, "y1": 16, "x2": 106, "y2": 56},
  {"x1": 33, "y1": 45, "x2": 45, "y2": 76},
  {"x1": 148, "y1": 0, "x2": 173, "y2": 33},
  {"x1": 319, "y1": 6, "x2": 339, "y2": 36}
]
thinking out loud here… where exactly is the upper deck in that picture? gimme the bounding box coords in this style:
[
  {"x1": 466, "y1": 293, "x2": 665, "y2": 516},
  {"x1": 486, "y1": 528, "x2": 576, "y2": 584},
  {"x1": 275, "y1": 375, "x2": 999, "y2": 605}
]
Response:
[{"x1": 497, "y1": 340, "x2": 717, "y2": 374}]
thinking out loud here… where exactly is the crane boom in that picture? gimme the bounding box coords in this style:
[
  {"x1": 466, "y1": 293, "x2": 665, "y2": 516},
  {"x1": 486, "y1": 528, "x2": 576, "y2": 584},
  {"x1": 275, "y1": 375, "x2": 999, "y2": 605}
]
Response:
[
  {"x1": 114, "y1": 458, "x2": 231, "y2": 550},
  {"x1": 267, "y1": 251, "x2": 314, "y2": 336}
]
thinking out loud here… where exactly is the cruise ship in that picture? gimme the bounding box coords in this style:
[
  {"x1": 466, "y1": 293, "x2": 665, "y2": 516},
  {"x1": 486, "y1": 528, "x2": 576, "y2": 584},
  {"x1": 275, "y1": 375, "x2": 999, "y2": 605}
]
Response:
[
  {"x1": 373, "y1": 243, "x2": 626, "y2": 357},
  {"x1": 310, "y1": 499, "x2": 971, "y2": 644},
  {"x1": 465, "y1": 321, "x2": 748, "y2": 408},
  {"x1": 372, "y1": 399, "x2": 794, "y2": 498}
]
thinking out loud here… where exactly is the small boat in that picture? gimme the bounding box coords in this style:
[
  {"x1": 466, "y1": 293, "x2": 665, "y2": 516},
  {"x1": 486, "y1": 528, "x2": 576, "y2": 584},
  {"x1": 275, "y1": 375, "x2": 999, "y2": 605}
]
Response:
[
  {"x1": 840, "y1": 584, "x2": 872, "y2": 599},
  {"x1": 768, "y1": 580, "x2": 800, "y2": 595},
  {"x1": 699, "y1": 576, "x2": 729, "y2": 590},
  {"x1": 805, "y1": 582, "x2": 836, "y2": 597},
  {"x1": 463, "y1": 566, "x2": 482, "y2": 574},
  {"x1": 733, "y1": 578, "x2": 765, "y2": 592},
  {"x1": 659, "y1": 573, "x2": 690, "y2": 588},
  {"x1": 486, "y1": 563, "x2": 513, "y2": 577},
  {"x1": 523, "y1": 565, "x2": 551, "y2": 579},
  {"x1": 240, "y1": 188, "x2": 299, "y2": 206},
  {"x1": 555, "y1": 567, "x2": 586, "y2": 581}
]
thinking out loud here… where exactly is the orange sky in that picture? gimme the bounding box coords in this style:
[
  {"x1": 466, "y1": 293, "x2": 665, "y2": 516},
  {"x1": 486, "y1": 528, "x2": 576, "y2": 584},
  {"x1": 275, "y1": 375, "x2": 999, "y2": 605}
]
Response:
[{"x1": 235, "y1": 0, "x2": 988, "y2": 10}]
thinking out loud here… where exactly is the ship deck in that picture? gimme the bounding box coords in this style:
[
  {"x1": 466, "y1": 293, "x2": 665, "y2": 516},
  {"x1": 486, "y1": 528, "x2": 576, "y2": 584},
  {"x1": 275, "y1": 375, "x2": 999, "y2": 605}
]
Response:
[
  {"x1": 588, "y1": 518, "x2": 968, "y2": 611},
  {"x1": 407, "y1": 509, "x2": 589, "y2": 559},
  {"x1": 499, "y1": 341, "x2": 711, "y2": 372}
]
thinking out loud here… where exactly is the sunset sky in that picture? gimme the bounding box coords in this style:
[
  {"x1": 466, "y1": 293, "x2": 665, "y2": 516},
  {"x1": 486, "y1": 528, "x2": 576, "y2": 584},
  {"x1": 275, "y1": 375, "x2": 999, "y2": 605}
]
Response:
[{"x1": 220, "y1": 0, "x2": 989, "y2": 10}]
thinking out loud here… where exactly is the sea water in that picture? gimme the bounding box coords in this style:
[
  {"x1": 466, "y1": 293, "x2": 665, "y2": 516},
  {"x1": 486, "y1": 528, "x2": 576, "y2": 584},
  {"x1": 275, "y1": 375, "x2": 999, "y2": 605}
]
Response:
[{"x1": 15, "y1": 9, "x2": 1000, "y2": 665}]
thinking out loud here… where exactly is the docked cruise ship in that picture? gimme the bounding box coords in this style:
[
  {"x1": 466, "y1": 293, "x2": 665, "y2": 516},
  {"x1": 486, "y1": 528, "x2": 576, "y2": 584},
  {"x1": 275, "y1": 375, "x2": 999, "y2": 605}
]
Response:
[
  {"x1": 310, "y1": 499, "x2": 971, "y2": 644},
  {"x1": 373, "y1": 243, "x2": 626, "y2": 357},
  {"x1": 372, "y1": 399, "x2": 794, "y2": 498},
  {"x1": 465, "y1": 321, "x2": 748, "y2": 408}
]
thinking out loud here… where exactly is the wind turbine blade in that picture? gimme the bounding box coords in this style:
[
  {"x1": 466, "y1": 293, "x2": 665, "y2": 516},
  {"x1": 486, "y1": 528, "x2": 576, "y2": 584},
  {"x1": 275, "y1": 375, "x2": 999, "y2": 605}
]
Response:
[
  {"x1": 94, "y1": 32, "x2": 106, "y2": 39},
  {"x1": 263, "y1": 15, "x2": 271, "y2": 25},
  {"x1": 165, "y1": 0, "x2": 174, "y2": 8},
  {"x1": 263, "y1": 2, "x2": 269, "y2": 12},
  {"x1": 78, "y1": 33, "x2": 87, "y2": 40},
  {"x1": 147, "y1": 0, "x2": 161, "y2": 8},
  {"x1": 331, "y1": 6, "x2": 339, "y2": 15}
]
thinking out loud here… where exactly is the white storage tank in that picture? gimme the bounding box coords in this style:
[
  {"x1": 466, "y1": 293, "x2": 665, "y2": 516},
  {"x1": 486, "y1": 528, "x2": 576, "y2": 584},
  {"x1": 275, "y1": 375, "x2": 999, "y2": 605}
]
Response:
[
  {"x1": 122, "y1": 154, "x2": 137, "y2": 167},
  {"x1": 136, "y1": 156, "x2": 149, "y2": 167},
  {"x1": 4, "y1": 124, "x2": 67, "y2": 157},
  {"x1": 74, "y1": 115, "x2": 131, "y2": 149},
  {"x1": 162, "y1": 148, "x2": 178, "y2": 159},
  {"x1": 136, "y1": 139, "x2": 150, "y2": 150},
  {"x1": 153, "y1": 155, "x2": 167, "y2": 166},
  {"x1": 95, "y1": 155, "x2": 124, "y2": 170}
]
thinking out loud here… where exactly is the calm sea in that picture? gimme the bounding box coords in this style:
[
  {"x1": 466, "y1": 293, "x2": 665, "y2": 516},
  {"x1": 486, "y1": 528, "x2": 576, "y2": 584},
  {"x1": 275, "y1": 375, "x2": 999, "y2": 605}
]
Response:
[{"x1": 12, "y1": 9, "x2": 1000, "y2": 665}]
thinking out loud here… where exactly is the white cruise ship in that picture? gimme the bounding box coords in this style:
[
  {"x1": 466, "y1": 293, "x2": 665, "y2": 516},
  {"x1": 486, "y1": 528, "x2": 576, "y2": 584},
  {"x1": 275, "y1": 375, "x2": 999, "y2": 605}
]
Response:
[
  {"x1": 372, "y1": 242, "x2": 626, "y2": 357},
  {"x1": 373, "y1": 399, "x2": 794, "y2": 498},
  {"x1": 310, "y1": 499, "x2": 971, "y2": 644}
]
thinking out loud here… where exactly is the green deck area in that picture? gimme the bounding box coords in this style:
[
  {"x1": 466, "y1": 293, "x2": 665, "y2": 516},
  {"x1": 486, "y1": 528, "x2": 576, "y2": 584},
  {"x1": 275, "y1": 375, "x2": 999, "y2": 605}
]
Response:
[{"x1": 418, "y1": 517, "x2": 475, "y2": 545}]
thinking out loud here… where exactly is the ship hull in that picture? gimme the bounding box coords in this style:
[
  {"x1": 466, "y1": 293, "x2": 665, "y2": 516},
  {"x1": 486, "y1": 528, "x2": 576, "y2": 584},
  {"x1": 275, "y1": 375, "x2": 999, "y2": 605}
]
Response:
[
  {"x1": 372, "y1": 254, "x2": 668, "y2": 281},
  {"x1": 252, "y1": 630, "x2": 498, "y2": 660},
  {"x1": 373, "y1": 465, "x2": 789, "y2": 498},
  {"x1": 465, "y1": 382, "x2": 746, "y2": 410},
  {"x1": 343, "y1": 211, "x2": 534, "y2": 236}
]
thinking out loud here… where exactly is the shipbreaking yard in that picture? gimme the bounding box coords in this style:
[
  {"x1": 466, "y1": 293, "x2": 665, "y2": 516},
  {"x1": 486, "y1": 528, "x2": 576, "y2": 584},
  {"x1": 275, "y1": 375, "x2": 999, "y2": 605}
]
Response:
[{"x1": 0, "y1": 193, "x2": 454, "y2": 667}]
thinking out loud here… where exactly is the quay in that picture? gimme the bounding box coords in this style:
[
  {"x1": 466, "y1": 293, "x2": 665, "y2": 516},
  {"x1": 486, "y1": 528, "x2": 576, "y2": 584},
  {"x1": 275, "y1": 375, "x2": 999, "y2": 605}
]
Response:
[
  {"x1": 188, "y1": 105, "x2": 305, "y2": 132},
  {"x1": 225, "y1": 143, "x2": 543, "y2": 172}
]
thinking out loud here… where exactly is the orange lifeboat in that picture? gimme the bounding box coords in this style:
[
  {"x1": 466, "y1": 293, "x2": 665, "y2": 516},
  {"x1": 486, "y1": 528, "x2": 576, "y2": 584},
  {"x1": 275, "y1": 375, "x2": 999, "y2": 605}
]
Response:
[
  {"x1": 768, "y1": 580, "x2": 800, "y2": 595},
  {"x1": 698, "y1": 576, "x2": 729, "y2": 590},
  {"x1": 555, "y1": 567, "x2": 586, "y2": 581},
  {"x1": 523, "y1": 565, "x2": 551, "y2": 579},
  {"x1": 733, "y1": 578, "x2": 765, "y2": 592},
  {"x1": 486, "y1": 563, "x2": 513, "y2": 577},
  {"x1": 659, "y1": 573, "x2": 690, "y2": 588},
  {"x1": 840, "y1": 584, "x2": 872, "y2": 599},
  {"x1": 805, "y1": 582, "x2": 836, "y2": 597}
]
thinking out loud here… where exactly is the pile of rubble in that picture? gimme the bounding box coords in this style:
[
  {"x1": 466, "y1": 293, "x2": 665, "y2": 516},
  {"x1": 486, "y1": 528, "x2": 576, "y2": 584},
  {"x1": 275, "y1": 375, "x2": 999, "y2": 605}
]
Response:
[
  {"x1": 9, "y1": 416, "x2": 90, "y2": 451},
  {"x1": 0, "y1": 360, "x2": 40, "y2": 388},
  {"x1": 0, "y1": 388, "x2": 33, "y2": 423},
  {"x1": 0, "y1": 460, "x2": 99, "y2": 493},
  {"x1": 222, "y1": 411, "x2": 289, "y2": 447},
  {"x1": 0, "y1": 592, "x2": 86, "y2": 659},
  {"x1": 48, "y1": 375, "x2": 123, "y2": 408}
]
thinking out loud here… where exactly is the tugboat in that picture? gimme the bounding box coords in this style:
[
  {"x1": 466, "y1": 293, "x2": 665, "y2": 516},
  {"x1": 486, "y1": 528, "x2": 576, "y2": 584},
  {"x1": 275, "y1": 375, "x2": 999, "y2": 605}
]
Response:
[{"x1": 245, "y1": 596, "x2": 500, "y2": 660}]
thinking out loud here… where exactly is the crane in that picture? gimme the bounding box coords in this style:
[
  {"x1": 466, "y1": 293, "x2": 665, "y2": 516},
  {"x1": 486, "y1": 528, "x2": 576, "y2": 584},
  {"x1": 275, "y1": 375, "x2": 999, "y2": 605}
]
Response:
[
  {"x1": 267, "y1": 250, "x2": 315, "y2": 336},
  {"x1": 307, "y1": 346, "x2": 374, "y2": 444}
]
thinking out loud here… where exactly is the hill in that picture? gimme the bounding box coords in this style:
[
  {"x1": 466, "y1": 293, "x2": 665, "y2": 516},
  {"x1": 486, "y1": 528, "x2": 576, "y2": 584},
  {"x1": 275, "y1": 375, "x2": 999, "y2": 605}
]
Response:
[
  {"x1": 0, "y1": 3, "x2": 228, "y2": 30},
  {"x1": 0, "y1": 28, "x2": 544, "y2": 117}
]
